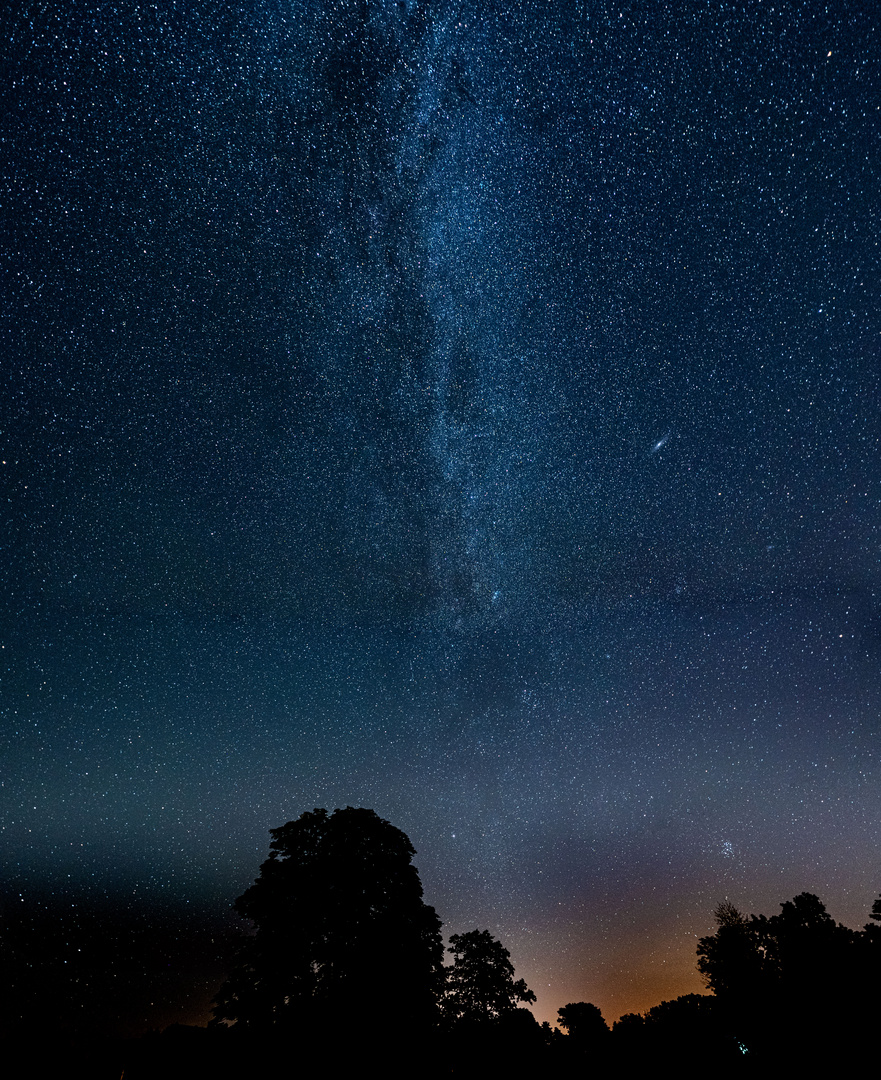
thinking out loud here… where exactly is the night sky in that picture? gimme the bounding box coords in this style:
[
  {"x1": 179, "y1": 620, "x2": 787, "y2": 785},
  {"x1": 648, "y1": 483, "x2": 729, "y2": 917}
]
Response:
[{"x1": 3, "y1": 0, "x2": 880, "y2": 1036}]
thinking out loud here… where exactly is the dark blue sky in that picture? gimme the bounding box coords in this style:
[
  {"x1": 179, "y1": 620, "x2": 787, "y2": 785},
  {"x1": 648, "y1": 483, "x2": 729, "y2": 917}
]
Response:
[{"x1": 3, "y1": 0, "x2": 879, "y2": 1031}]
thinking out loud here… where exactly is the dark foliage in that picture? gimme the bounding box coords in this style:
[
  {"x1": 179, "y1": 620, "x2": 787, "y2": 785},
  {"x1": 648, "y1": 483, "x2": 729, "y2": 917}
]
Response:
[
  {"x1": 611, "y1": 993, "x2": 743, "y2": 1074},
  {"x1": 442, "y1": 928, "x2": 535, "y2": 1026},
  {"x1": 555, "y1": 1001, "x2": 611, "y2": 1069},
  {"x1": 557, "y1": 1000, "x2": 608, "y2": 1042},
  {"x1": 440, "y1": 929, "x2": 539, "y2": 1077},
  {"x1": 212, "y1": 807, "x2": 444, "y2": 1042},
  {"x1": 696, "y1": 891, "x2": 881, "y2": 1070}
]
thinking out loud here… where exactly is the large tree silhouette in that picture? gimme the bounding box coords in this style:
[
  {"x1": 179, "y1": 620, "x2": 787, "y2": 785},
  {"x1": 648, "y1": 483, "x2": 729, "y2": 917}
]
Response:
[{"x1": 212, "y1": 807, "x2": 444, "y2": 1037}]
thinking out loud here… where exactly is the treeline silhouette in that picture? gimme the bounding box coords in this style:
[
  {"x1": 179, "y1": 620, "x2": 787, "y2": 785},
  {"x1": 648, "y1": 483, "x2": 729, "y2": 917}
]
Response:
[{"x1": 4, "y1": 808, "x2": 880, "y2": 1078}]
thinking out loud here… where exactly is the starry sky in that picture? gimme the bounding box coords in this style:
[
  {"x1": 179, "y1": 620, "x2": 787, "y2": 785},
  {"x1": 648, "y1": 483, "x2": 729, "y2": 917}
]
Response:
[{"x1": 3, "y1": 0, "x2": 880, "y2": 1035}]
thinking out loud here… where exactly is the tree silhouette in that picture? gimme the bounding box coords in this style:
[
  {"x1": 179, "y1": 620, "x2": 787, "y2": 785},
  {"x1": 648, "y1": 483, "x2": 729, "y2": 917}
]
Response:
[
  {"x1": 442, "y1": 929, "x2": 535, "y2": 1026},
  {"x1": 611, "y1": 994, "x2": 737, "y2": 1071},
  {"x1": 557, "y1": 1000, "x2": 608, "y2": 1042},
  {"x1": 697, "y1": 901, "x2": 765, "y2": 998},
  {"x1": 557, "y1": 1001, "x2": 610, "y2": 1069},
  {"x1": 696, "y1": 891, "x2": 874, "y2": 1070},
  {"x1": 212, "y1": 807, "x2": 444, "y2": 1039}
]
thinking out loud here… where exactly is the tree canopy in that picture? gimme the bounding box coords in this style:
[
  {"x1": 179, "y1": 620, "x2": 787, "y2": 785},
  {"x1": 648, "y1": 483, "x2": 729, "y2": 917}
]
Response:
[
  {"x1": 695, "y1": 891, "x2": 878, "y2": 1069},
  {"x1": 442, "y1": 928, "x2": 535, "y2": 1026},
  {"x1": 212, "y1": 807, "x2": 444, "y2": 1034},
  {"x1": 197, "y1": 817, "x2": 880, "y2": 1073},
  {"x1": 557, "y1": 1001, "x2": 608, "y2": 1043}
]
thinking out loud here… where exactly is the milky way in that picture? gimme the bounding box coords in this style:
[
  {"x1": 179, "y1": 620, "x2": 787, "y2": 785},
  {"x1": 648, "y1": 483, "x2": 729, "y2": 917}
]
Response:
[{"x1": 3, "y1": 1, "x2": 880, "y2": 1032}]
